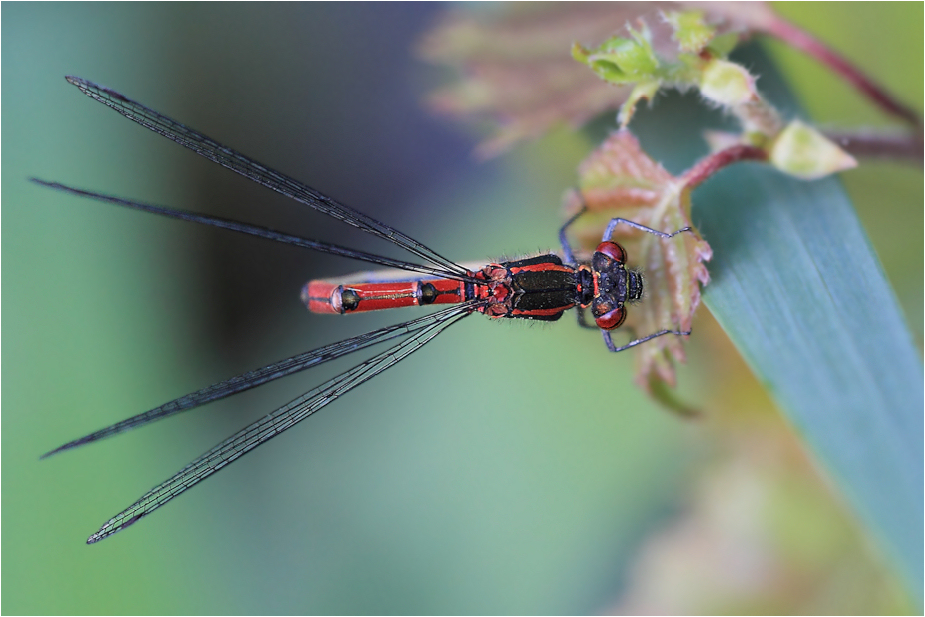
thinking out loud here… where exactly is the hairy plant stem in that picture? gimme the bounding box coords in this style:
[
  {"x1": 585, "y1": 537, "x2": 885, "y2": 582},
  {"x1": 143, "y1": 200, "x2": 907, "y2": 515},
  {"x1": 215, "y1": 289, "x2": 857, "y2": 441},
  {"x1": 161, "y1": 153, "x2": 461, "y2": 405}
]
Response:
[{"x1": 682, "y1": 145, "x2": 768, "y2": 189}]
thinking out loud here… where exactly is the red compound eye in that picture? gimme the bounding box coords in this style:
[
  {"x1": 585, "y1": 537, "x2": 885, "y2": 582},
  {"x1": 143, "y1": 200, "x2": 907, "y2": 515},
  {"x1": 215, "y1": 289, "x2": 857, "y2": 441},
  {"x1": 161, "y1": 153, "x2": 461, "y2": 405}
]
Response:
[
  {"x1": 594, "y1": 306, "x2": 626, "y2": 330},
  {"x1": 595, "y1": 241, "x2": 627, "y2": 264}
]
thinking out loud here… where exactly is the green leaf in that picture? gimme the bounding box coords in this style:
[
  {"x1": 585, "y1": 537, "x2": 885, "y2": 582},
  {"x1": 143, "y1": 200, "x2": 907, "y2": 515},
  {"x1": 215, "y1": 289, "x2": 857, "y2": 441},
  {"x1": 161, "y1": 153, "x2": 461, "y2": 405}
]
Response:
[
  {"x1": 618, "y1": 81, "x2": 660, "y2": 127},
  {"x1": 665, "y1": 10, "x2": 716, "y2": 53},
  {"x1": 577, "y1": 28, "x2": 661, "y2": 85},
  {"x1": 706, "y1": 32, "x2": 740, "y2": 58},
  {"x1": 629, "y1": 43, "x2": 922, "y2": 605},
  {"x1": 696, "y1": 136, "x2": 923, "y2": 605}
]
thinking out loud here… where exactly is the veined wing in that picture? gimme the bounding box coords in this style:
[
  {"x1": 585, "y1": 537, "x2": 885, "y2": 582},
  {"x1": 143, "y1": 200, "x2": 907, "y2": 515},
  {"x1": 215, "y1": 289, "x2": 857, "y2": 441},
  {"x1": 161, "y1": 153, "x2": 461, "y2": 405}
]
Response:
[
  {"x1": 32, "y1": 179, "x2": 476, "y2": 283},
  {"x1": 42, "y1": 304, "x2": 477, "y2": 458},
  {"x1": 65, "y1": 76, "x2": 469, "y2": 278},
  {"x1": 86, "y1": 301, "x2": 477, "y2": 544}
]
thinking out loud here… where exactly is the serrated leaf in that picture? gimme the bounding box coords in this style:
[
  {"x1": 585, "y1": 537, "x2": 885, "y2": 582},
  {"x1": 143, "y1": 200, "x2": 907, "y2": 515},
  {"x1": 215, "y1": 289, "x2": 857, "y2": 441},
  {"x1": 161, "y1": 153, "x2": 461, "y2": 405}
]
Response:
[
  {"x1": 419, "y1": 4, "x2": 648, "y2": 158},
  {"x1": 419, "y1": 3, "x2": 763, "y2": 156},
  {"x1": 619, "y1": 81, "x2": 661, "y2": 127},
  {"x1": 586, "y1": 28, "x2": 660, "y2": 83},
  {"x1": 665, "y1": 10, "x2": 716, "y2": 54},
  {"x1": 565, "y1": 131, "x2": 712, "y2": 389}
]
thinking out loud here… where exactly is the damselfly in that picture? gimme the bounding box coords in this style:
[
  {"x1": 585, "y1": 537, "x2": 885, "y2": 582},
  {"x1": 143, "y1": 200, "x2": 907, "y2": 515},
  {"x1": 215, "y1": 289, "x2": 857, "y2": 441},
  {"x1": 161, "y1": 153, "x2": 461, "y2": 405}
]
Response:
[{"x1": 36, "y1": 77, "x2": 693, "y2": 544}]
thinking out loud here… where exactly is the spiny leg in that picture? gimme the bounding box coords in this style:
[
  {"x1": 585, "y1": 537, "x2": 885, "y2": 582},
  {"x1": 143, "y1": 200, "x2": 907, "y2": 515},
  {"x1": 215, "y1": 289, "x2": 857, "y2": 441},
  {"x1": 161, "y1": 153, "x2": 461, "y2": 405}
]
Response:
[
  {"x1": 561, "y1": 193, "x2": 696, "y2": 350},
  {"x1": 602, "y1": 327, "x2": 692, "y2": 353},
  {"x1": 575, "y1": 306, "x2": 597, "y2": 330},
  {"x1": 600, "y1": 217, "x2": 695, "y2": 351},
  {"x1": 602, "y1": 217, "x2": 695, "y2": 351},
  {"x1": 602, "y1": 217, "x2": 693, "y2": 242},
  {"x1": 558, "y1": 201, "x2": 588, "y2": 266}
]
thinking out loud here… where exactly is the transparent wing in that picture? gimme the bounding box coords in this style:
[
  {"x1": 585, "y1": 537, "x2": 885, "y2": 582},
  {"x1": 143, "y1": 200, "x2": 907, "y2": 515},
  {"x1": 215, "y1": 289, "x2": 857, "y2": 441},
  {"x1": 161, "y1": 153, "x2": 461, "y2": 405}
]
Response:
[
  {"x1": 43, "y1": 304, "x2": 475, "y2": 458},
  {"x1": 32, "y1": 180, "x2": 474, "y2": 282},
  {"x1": 86, "y1": 302, "x2": 476, "y2": 544},
  {"x1": 65, "y1": 76, "x2": 469, "y2": 278}
]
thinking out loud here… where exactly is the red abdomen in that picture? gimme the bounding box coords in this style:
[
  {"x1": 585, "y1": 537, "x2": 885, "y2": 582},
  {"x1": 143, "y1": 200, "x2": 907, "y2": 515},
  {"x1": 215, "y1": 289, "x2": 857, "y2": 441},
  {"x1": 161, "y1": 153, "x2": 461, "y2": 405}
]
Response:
[{"x1": 303, "y1": 276, "x2": 468, "y2": 314}]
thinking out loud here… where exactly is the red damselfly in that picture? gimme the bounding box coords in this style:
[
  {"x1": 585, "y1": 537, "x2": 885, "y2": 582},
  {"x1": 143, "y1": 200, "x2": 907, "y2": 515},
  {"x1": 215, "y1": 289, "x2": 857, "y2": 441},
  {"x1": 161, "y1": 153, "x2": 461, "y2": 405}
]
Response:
[{"x1": 36, "y1": 76, "x2": 693, "y2": 544}]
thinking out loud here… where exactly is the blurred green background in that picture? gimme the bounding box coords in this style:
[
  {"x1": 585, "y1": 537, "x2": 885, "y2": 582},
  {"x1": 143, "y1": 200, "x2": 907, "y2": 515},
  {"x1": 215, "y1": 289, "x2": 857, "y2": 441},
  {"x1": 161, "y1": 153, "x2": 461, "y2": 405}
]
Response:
[{"x1": 3, "y1": 3, "x2": 921, "y2": 614}]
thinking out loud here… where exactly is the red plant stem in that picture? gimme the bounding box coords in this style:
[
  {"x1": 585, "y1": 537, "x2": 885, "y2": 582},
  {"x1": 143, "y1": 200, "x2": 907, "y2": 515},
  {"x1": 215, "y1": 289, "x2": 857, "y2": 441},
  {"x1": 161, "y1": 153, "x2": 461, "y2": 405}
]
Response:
[
  {"x1": 682, "y1": 145, "x2": 767, "y2": 190},
  {"x1": 824, "y1": 129, "x2": 924, "y2": 162},
  {"x1": 765, "y1": 16, "x2": 921, "y2": 129}
]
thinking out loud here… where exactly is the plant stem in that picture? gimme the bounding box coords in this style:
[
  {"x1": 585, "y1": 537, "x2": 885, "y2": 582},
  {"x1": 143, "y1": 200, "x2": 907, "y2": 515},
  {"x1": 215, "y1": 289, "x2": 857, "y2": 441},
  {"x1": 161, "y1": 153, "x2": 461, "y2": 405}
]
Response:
[
  {"x1": 682, "y1": 145, "x2": 768, "y2": 189},
  {"x1": 823, "y1": 129, "x2": 924, "y2": 163},
  {"x1": 764, "y1": 16, "x2": 922, "y2": 129}
]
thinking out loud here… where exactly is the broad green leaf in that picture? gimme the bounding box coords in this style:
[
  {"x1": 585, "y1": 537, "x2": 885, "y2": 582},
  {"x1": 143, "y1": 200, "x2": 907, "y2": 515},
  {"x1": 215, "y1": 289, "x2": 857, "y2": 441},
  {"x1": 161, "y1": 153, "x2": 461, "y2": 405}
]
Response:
[
  {"x1": 423, "y1": 3, "x2": 922, "y2": 601},
  {"x1": 691, "y1": 58, "x2": 923, "y2": 604},
  {"x1": 625, "y1": 41, "x2": 922, "y2": 605},
  {"x1": 697, "y1": 162, "x2": 923, "y2": 603},
  {"x1": 697, "y1": 163, "x2": 922, "y2": 601}
]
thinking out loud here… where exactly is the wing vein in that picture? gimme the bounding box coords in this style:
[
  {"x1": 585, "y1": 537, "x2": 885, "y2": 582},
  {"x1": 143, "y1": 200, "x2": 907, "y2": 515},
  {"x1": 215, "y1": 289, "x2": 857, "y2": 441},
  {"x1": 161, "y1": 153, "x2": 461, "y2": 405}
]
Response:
[
  {"x1": 65, "y1": 76, "x2": 468, "y2": 277},
  {"x1": 86, "y1": 302, "x2": 477, "y2": 544}
]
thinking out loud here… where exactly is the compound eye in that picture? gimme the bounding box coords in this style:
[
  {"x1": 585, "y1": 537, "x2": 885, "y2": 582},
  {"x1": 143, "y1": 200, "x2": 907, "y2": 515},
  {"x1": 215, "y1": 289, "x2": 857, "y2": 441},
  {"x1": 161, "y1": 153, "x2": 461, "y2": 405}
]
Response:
[
  {"x1": 595, "y1": 241, "x2": 627, "y2": 264},
  {"x1": 594, "y1": 305, "x2": 626, "y2": 330}
]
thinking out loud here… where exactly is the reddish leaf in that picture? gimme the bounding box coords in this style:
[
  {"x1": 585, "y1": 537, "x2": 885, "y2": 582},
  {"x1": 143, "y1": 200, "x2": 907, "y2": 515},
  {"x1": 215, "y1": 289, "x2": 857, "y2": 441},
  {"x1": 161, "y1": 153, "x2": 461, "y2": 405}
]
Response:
[
  {"x1": 419, "y1": 2, "x2": 770, "y2": 156},
  {"x1": 563, "y1": 131, "x2": 712, "y2": 389},
  {"x1": 419, "y1": 3, "x2": 661, "y2": 157}
]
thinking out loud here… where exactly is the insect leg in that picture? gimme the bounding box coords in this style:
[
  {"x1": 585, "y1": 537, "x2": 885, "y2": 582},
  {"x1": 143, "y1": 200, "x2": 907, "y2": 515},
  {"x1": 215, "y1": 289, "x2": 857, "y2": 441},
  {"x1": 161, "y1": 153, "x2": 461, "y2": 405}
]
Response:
[
  {"x1": 558, "y1": 196, "x2": 588, "y2": 266},
  {"x1": 601, "y1": 327, "x2": 691, "y2": 353},
  {"x1": 574, "y1": 306, "x2": 597, "y2": 330},
  {"x1": 601, "y1": 218, "x2": 693, "y2": 242}
]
